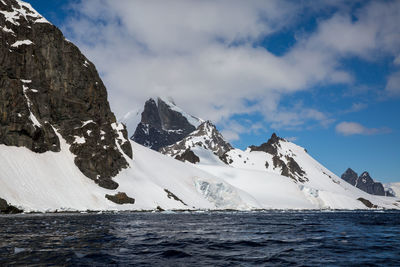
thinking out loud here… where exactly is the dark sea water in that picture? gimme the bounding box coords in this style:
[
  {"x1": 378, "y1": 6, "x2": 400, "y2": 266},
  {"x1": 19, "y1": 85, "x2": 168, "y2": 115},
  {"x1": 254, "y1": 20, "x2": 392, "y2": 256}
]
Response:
[{"x1": 0, "y1": 210, "x2": 400, "y2": 266}]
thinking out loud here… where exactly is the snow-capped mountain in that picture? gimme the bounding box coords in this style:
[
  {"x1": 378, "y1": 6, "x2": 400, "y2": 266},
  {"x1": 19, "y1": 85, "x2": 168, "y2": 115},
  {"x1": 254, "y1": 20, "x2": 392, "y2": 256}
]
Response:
[
  {"x1": 126, "y1": 97, "x2": 203, "y2": 151},
  {"x1": 341, "y1": 168, "x2": 392, "y2": 196},
  {"x1": 0, "y1": 0, "x2": 247, "y2": 213},
  {"x1": 194, "y1": 134, "x2": 399, "y2": 209},
  {"x1": 0, "y1": 0, "x2": 131, "y2": 190},
  {"x1": 1, "y1": 0, "x2": 399, "y2": 213},
  {"x1": 160, "y1": 121, "x2": 233, "y2": 164},
  {"x1": 134, "y1": 99, "x2": 400, "y2": 209}
]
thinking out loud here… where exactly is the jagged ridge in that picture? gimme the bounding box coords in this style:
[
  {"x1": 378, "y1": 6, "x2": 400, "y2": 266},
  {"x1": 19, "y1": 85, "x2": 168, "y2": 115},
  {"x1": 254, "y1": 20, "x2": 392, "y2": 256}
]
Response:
[{"x1": 160, "y1": 120, "x2": 233, "y2": 162}]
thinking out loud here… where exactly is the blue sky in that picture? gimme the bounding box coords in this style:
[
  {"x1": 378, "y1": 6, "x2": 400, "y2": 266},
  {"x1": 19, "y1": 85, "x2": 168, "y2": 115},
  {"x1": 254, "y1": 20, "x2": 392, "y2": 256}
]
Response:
[{"x1": 28, "y1": 0, "x2": 400, "y2": 182}]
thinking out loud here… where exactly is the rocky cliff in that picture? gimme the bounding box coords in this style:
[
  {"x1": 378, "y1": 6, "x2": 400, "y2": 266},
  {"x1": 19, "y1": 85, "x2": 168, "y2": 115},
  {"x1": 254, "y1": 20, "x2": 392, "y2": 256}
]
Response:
[
  {"x1": 132, "y1": 97, "x2": 203, "y2": 150},
  {"x1": 0, "y1": 0, "x2": 132, "y2": 189}
]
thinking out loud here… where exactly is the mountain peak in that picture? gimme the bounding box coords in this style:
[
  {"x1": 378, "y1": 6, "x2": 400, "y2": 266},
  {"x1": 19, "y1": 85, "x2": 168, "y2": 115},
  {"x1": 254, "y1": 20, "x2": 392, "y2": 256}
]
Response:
[
  {"x1": 131, "y1": 97, "x2": 203, "y2": 150},
  {"x1": 160, "y1": 120, "x2": 232, "y2": 162},
  {"x1": 343, "y1": 168, "x2": 358, "y2": 177},
  {"x1": 248, "y1": 132, "x2": 284, "y2": 154},
  {"x1": 341, "y1": 169, "x2": 388, "y2": 196},
  {"x1": 0, "y1": 0, "x2": 50, "y2": 25}
]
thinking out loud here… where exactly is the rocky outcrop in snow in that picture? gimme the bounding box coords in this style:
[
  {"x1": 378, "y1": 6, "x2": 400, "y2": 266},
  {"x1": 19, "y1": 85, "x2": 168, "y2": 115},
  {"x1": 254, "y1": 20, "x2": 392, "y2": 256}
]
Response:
[
  {"x1": 222, "y1": 133, "x2": 308, "y2": 183},
  {"x1": 0, "y1": 0, "x2": 132, "y2": 189},
  {"x1": 160, "y1": 121, "x2": 233, "y2": 163},
  {"x1": 131, "y1": 97, "x2": 203, "y2": 151}
]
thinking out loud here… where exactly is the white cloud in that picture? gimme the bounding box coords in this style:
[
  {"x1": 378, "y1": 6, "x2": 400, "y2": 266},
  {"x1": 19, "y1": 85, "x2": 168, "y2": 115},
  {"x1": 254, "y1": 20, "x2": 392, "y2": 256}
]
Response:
[
  {"x1": 62, "y1": 0, "x2": 400, "y2": 136},
  {"x1": 335, "y1": 122, "x2": 390, "y2": 136},
  {"x1": 385, "y1": 71, "x2": 400, "y2": 96},
  {"x1": 395, "y1": 55, "x2": 400, "y2": 65},
  {"x1": 220, "y1": 130, "x2": 240, "y2": 142},
  {"x1": 285, "y1": 136, "x2": 298, "y2": 142},
  {"x1": 340, "y1": 102, "x2": 368, "y2": 114},
  {"x1": 264, "y1": 103, "x2": 335, "y2": 130},
  {"x1": 220, "y1": 119, "x2": 265, "y2": 142},
  {"x1": 301, "y1": 1, "x2": 400, "y2": 59}
]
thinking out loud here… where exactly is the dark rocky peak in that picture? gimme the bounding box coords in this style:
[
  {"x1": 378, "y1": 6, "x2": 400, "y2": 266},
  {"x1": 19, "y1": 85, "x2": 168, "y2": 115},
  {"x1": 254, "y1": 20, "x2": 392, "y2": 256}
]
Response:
[
  {"x1": 160, "y1": 120, "x2": 233, "y2": 161},
  {"x1": 132, "y1": 97, "x2": 203, "y2": 151},
  {"x1": 341, "y1": 169, "x2": 388, "y2": 196},
  {"x1": 140, "y1": 98, "x2": 162, "y2": 129},
  {"x1": 341, "y1": 168, "x2": 358, "y2": 185},
  {"x1": 0, "y1": 0, "x2": 132, "y2": 189},
  {"x1": 248, "y1": 133, "x2": 285, "y2": 155}
]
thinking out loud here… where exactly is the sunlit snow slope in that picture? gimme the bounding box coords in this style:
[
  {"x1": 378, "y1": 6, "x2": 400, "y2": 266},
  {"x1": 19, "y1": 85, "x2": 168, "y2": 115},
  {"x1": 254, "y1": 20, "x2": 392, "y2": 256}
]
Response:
[
  {"x1": 0, "y1": 130, "x2": 253, "y2": 212},
  {"x1": 1, "y1": 130, "x2": 398, "y2": 211},
  {"x1": 162, "y1": 129, "x2": 400, "y2": 209},
  {"x1": 196, "y1": 139, "x2": 399, "y2": 210}
]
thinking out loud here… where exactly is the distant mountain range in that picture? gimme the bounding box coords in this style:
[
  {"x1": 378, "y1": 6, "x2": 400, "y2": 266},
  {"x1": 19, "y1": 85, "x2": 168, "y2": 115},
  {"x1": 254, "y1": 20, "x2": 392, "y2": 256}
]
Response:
[
  {"x1": 1, "y1": 0, "x2": 399, "y2": 213},
  {"x1": 341, "y1": 168, "x2": 394, "y2": 197},
  {"x1": 122, "y1": 97, "x2": 400, "y2": 209}
]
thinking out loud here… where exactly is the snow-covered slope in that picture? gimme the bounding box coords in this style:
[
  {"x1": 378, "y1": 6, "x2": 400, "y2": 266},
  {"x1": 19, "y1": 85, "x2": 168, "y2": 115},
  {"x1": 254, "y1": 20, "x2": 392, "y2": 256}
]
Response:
[
  {"x1": 385, "y1": 183, "x2": 400, "y2": 197},
  {"x1": 0, "y1": 129, "x2": 253, "y2": 212},
  {"x1": 1, "y1": 1, "x2": 398, "y2": 212},
  {"x1": 1, "y1": 128, "x2": 398, "y2": 211},
  {"x1": 159, "y1": 125, "x2": 400, "y2": 209}
]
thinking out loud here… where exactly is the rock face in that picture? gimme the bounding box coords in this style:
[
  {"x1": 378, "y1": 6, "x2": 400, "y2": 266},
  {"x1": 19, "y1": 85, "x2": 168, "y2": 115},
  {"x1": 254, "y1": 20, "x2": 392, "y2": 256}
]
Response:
[
  {"x1": 341, "y1": 169, "x2": 391, "y2": 196},
  {"x1": 175, "y1": 149, "x2": 200, "y2": 164},
  {"x1": 0, "y1": 0, "x2": 132, "y2": 189},
  {"x1": 0, "y1": 197, "x2": 22, "y2": 214},
  {"x1": 132, "y1": 97, "x2": 203, "y2": 151},
  {"x1": 249, "y1": 133, "x2": 283, "y2": 155},
  {"x1": 357, "y1": 197, "x2": 378, "y2": 209},
  {"x1": 161, "y1": 121, "x2": 233, "y2": 162},
  {"x1": 105, "y1": 192, "x2": 135, "y2": 205}
]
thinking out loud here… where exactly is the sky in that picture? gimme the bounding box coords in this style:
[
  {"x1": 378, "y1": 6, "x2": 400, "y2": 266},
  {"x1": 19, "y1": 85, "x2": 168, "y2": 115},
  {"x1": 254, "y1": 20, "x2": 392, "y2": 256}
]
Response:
[{"x1": 28, "y1": 0, "x2": 400, "y2": 183}]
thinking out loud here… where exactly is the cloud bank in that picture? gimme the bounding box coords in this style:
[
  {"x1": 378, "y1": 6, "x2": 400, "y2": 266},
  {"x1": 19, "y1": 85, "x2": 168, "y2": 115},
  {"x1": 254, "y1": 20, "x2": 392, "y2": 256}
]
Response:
[
  {"x1": 335, "y1": 122, "x2": 391, "y2": 136},
  {"x1": 63, "y1": 0, "x2": 400, "y2": 139}
]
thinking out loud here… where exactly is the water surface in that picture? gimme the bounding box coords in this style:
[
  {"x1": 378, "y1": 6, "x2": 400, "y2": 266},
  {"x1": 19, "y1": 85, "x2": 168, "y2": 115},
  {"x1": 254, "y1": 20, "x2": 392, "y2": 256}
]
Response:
[{"x1": 1, "y1": 210, "x2": 399, "y2": 266}]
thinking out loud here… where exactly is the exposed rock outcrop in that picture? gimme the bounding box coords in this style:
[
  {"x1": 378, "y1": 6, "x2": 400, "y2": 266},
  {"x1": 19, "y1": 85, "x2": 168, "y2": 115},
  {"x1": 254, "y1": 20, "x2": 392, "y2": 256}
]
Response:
[
  {"x1": 0, "y1": 197, "x2": 22, "y2": 214},
  {"x1": 105, "y1": 192, "x2": 135, "y2": 205},
  {"x1": 132, "y1": 97, "x2": 203, "y2": 151},
  {"x1": 164, "y1": 189, "x2": 187, "y2": 206},
  {"x1": 161, "y1": 121, "x2": 233, "y2": 162},
  {"x1": 357, "y1": 197, "x2": 378, "y2": 209},
  {"x1": 250, "y1": 133, "x2": 307, "y2": 182},
  {"x1": 249, "y1": 133, "x2": 283, "y2": 155},
  {"x1": 175, "y1": 149, "x2": 200, "y2": 164},
  {"x1": 0, "y1": 0, "x2": 132, "y2": 189}
]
